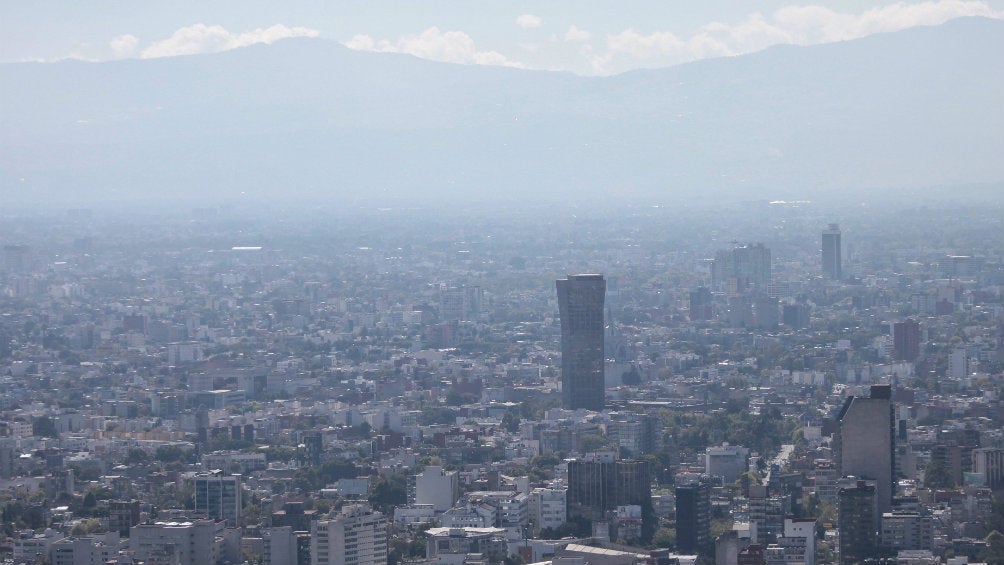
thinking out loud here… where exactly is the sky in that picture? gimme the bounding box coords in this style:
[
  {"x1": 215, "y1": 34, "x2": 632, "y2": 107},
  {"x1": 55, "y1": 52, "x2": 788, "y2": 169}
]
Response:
[{"x1": 2, "y1": 0, "x2": 1002, "y2": 75}]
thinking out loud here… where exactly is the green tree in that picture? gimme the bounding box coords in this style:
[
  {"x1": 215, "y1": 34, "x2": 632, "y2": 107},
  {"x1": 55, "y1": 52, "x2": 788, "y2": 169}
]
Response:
[{"x1": 983, "y1": 530, "x2": 1004, "y2": 565}]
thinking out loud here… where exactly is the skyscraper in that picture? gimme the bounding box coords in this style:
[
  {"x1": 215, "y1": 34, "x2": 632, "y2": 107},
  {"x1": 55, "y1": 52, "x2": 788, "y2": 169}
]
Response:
[
  {"x1": 822, "y1": 224, "x2": 842, "y2": 280},
  {"x1": 893, "y1": 319, "x2": 921, "y2": 361},
  {"x1": 193, "y1": 470, "x2": 242, "y2": 527},
  {"x1": 838, "y1": 480, "x2": 878, "y2": 565},
  {"x1": 834, "y1": 385, "x2": 895, "y2": 514},
  {"x1": 675, "y1": 476, "x2": 712, "y2": 556},
  {"x1": 556, "y1": 274, "x2": 606, "y2": 411}
]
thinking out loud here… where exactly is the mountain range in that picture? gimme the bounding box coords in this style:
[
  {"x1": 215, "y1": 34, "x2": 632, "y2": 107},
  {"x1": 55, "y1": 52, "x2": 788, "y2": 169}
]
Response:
[{"x1": 2, "y1": 17, "x2": 1002, "y2": 208}]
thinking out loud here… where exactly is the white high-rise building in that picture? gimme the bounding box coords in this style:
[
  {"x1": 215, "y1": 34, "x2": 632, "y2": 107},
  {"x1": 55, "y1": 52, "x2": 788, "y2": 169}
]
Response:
[{"x1": 311, "y1": 505, "x2": 387, "y2": 565}]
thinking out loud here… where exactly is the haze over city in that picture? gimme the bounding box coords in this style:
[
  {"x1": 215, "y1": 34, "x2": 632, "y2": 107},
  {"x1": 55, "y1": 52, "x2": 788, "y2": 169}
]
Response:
[{"x1": 1, "y1": 2, "x2": 1003, "y2": 565}]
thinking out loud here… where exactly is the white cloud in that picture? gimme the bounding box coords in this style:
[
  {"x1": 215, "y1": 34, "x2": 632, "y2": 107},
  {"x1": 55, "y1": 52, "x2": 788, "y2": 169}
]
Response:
[
  {"x1": 516, "y1": 14, "x2": 543, "y2": 29},
  {"x1": 109, "y1": 34, "x2": 140, "y2": 58},
  {"x1": 563, "y1": 25, "x2": 592, "y2": 42},
  {"x1": 344, "y1": 27, "x2": 523, "y2": 68},
  {"x1": 588, "y1": 0, "x2": 1004, "y2": 74},
  {"x1": 140, "y1": 23, "x2": 318, "y2": 59}
]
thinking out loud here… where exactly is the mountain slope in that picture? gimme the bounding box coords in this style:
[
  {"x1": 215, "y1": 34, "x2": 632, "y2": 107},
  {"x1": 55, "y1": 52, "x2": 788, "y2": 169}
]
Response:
[{"x1": 1, "y1": 17, "x2": 1002, "y2": 207}]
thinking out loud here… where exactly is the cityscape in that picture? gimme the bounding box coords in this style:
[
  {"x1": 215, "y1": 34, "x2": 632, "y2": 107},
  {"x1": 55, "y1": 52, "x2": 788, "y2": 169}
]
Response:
[
  {"x1": 0, "y1": 197, "x2": 1000, "y2": 565},
  {"x1": 2, "y1": 3, "x2": 1004, "y2": 565}
]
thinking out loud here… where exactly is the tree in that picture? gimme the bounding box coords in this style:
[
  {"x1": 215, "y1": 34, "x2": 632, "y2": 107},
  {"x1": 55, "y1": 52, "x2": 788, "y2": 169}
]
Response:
[
  {"x1": 125, "y1": 448, "x2": 149, "y2": 466},
  {"x1": 983, "y1": 530, "x2": 1004, "y2": 565},
  {"x1": 924, "y1": 460, "x2": 954, "y2": 489}
]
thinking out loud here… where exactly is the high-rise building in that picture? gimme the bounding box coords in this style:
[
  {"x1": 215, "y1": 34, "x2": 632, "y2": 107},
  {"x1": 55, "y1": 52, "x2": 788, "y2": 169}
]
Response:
[
  {"x1": 834, "y1": 385, "x2": 895, "y2": 514},
  {"x1": 972, "y1": 448, "x2": 1004, "y2": 489},
  {"x1": 556, "y1": 274, "x2": 606, "y2": 411},
  {"x1": 837, "y1": 480, "x2": 878, "y2": 565},
  {"x1": 689, "y1": 287, "x2": 714, "y2": 321},
  {"x1": 711, "y1": 244, "x2": 772, "y2": 293},
  {"x1": 311, "y1": 505, "x2": 387, "y2": 565},
  {"x1": 893, "y1": 319, "x2": 921, "y2": 361},
  {"x1": 822, "y1": 224, "x2": 842, "y2": 280},
  {"x1": 675, "y1": 476, "x2": 712, "y2": 556},
  {"x1": 193, "y1": 470, "x2": 242, "y2": 527}
]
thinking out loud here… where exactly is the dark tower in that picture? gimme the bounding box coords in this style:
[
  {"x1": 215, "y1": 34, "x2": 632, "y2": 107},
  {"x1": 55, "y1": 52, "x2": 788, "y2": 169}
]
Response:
[
  {"x1": 822, "y1": 223, "x2": 842, "y2": 280},
  {"x1": 556, "y1": 274, "x2": 606, "y2": 411}
]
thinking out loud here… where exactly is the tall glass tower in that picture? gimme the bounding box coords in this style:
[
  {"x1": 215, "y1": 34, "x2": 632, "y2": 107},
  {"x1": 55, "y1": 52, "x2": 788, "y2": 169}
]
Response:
[
  {"x1": 556, "y1": 274, "x2": 606, "y2": 411},
  {"x1": 822, "y1": 223, "x2": 842, "y2": 280}
]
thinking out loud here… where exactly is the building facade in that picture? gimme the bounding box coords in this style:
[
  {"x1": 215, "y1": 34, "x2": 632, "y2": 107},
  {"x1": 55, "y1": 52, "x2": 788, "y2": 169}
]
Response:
[
  {"x1": 822, "y1": 223, "x2": 842, "y2": 280},
  {"x1": 311, "y1": 505, "x2": 387, "y2": 565},
  {"x1": 835, "y1": 384, "x2": 895, "y2": 513},
  {"x1": 556, "y1": 274, "x2": 606, "y2": 411},
  {"x1": 193, "y1": 470, "x2": 242, "y2": 527}
]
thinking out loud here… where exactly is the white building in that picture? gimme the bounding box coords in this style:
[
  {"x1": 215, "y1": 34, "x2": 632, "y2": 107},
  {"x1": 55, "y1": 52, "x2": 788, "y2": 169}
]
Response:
[
  {"x1": 262, "y1": 526, "x2": 298, "y2": 565},
  {"x1": 705, "y1": 443, "x2": 749, "y2": 485},
  {"x1": 412, "y1": 465, "x2": 459, "y2": 512},
  {"x1": 764, "y1": 518, "x2": 815, "y2": 565},
  {"x1": 530, "y1": 488, "x2": 567, "y2": 531},
  {"x1": 311, "y1": 504, "x2": 387, "y2": 565},
  {"x1": 49, "y1": 533, "x2": 126, "y2": 565},
  {"x1": 130, "y1": 520, "x2": 224, "y2": 565}
]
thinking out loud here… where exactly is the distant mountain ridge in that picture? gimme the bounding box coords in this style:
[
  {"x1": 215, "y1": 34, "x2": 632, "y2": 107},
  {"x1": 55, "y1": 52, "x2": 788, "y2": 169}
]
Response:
[{"x1": 2, "y1": 17, "x2": 1002, "y2": 207}]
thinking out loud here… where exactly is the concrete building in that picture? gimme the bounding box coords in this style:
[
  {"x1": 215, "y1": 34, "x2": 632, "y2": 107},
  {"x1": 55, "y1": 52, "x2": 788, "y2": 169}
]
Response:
[
  {"x1": 881, "y1": 511, "x2": 933, "y2": 552},
  {"x1": 556, "y1": 274, "x2": 606, "y2": 411},
  {"x1": 311, "y1": 505, "x2": 387, "y2": 565},
  {"x1": 835, "y1": 384, "x2": 895, "y2": 513},
  {"x1": 410, "y1": 465, "x2": 459, "y2": 512},
  {"x1": 130, "y1": 520, "x2": 225, "y2": 565},
  {"x1": 424, "y1": 527, "x2": 508, "y2": 564},
  {"x1": 705, "y1": 443, "x2": 749, "y2": 485},
  {"x1": 262, "y1": 526, "x2": 298, "y2": 565},
  {"x1": 49, "y1": 533, "x2": 125, "y2": 565},
  {"x1": 529, "y1": 487, "x2": 567, "y2": 531}
]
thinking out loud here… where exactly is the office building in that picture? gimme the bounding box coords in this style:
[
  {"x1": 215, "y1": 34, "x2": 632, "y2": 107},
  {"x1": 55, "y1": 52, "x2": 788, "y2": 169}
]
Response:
[
  {"x1": 822, "y1": 224, "x2": 842, "y2": 280},
  {"x1": 689, "y1": 287, "x2": 713, "y2": 321},
  {"x1": 566, "y1": 452, "x2": 651, "y2": 523},
  {"x1": 311, "y1": 505, "x2": 387, "y2": 565},
  {"x1": 893, "y1": 319, "x2": 921, "y2": 362},
  {"x1": 556, "y1": 274, "x2": 606, "y2": 411},
  {"x1": 675, "y1": 476, "x2": 712, "y2": 557},
  {"x1": 834, "y1": 384, "x2": 895, "y2": 514},
  {"x1": 837, "y1": 480, "x2": 878, "y2": 565},
  {"x1": 972, "y1": 448, "x2": 1004, "y2": 489},
  {"x1": 193, "y1": 470, "x2": 242, "y2": 527},
  {"x1": 881, "y1": 510, "x2": 933, "y2": 552}
]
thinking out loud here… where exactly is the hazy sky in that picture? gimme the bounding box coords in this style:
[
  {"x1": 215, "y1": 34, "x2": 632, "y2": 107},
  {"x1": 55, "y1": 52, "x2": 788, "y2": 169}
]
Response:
[{"x1": 3, "y1": 0, "x2": 1002, "y2": 75}]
